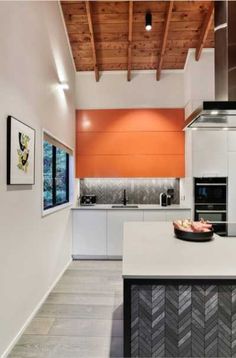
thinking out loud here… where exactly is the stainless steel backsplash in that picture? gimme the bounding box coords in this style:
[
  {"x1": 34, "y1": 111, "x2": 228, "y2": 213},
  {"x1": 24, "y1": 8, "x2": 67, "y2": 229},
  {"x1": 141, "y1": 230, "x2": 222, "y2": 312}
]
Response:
[{"x1": 80, "y1": 178, "x2": 180, "y2": 204}]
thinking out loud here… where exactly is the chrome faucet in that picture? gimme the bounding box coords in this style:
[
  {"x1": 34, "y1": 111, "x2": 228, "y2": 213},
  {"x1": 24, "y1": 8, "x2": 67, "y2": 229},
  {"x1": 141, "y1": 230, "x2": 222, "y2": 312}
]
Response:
[{"x1": 123, "y1": 189, "x2": 128, "y2": 206}]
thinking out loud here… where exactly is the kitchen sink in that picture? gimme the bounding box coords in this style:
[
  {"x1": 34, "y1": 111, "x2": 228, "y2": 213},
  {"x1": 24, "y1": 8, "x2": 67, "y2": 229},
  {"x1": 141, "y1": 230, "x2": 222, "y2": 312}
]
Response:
[{"x1": 111, "y1": 205, "x2": 139, "y2": 209}]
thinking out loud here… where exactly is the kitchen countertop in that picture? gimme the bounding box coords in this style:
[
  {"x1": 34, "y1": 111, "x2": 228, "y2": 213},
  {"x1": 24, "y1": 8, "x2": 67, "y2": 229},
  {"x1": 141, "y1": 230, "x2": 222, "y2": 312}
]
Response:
[
  {"x1": 72, "y1": 204, "x2": 191, "y2": 210},
  {"x1": 123, "y1": 221, "x2": 236, "y2": 279}
]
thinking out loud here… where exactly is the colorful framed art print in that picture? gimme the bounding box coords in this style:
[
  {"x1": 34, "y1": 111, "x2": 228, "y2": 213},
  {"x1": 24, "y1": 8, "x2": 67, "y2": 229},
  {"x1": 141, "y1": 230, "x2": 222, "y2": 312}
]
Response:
[{"x1": 7, "y1": 116, "x2": 35, "y2": 185}]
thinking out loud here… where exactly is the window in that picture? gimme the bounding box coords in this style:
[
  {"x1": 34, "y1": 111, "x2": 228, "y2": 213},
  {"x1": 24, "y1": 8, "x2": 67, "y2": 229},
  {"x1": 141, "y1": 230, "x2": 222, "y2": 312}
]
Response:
[{"x1": 43, "y1": 133, "x2": 71, "y2": 211}]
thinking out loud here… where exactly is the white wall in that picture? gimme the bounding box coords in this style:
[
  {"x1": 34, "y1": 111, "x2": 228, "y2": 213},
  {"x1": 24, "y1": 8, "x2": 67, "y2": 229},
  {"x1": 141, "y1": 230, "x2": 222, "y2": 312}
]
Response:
[
  {"x1": 184, "y1": 49, "x2": 215, "y2": 118},
  {"x1": 76, "y1": 70, "x2": 185, "y2": 109},
  {"x1": 76, "y1": 49, "x2": 214, "y2": 111},
  {"x1": 0, "y1": 2, "x2": 75, "y2": 356}
]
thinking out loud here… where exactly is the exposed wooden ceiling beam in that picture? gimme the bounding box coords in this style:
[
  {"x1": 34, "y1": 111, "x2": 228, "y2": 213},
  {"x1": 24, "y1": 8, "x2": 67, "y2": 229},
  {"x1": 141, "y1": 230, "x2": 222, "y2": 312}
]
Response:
[
  {"x1": 156, "y1": 1, "x2": 174, "y2": 81},
  {"x1": 62, "y1": 1, "x2": 215, "y2": 73},
  {"x1": 195, "y1": 1, "x2": 214, "y2": 61},
  {"x1": 127, "y1": 1, "x2": 133, "y2": 81},
  {"x1": 85, "y1": 1, "x2": 99, "y2": 81}
]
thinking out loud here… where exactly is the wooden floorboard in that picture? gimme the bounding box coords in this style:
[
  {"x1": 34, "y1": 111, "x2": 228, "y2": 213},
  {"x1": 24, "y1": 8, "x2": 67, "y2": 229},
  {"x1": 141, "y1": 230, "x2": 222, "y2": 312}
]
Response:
[
  {"x1": 24, "y1": 318, "x2": 55, "y2": 336},
  {"x1": 9, "y1": 260, "x2": 123, "y2": 358},
  {"x1": 46, "y1": 292, "x2": 116, "y2": 306},
  {"x1": 48, "y1": 318, "x2": 123, "y2": 337},
  {"x1": 36, "y1": 302, "x2": 123, "y2": 320}
]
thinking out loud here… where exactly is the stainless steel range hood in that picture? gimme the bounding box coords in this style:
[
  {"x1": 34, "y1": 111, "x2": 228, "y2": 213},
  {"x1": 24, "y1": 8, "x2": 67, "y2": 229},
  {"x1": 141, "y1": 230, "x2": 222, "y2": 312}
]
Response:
[
  {"x1": 185, "y1": 101, "x2": 236, "y2": 129},
  {"x1": 185, "y1": 1, "x2": 236, "y2": 130}
]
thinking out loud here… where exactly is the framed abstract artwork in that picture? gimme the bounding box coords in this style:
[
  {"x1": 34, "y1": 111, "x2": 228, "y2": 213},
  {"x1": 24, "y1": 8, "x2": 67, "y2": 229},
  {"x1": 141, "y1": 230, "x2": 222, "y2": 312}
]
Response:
[{"x1": 7, "y1": 116, "x2": 35, "y2": 185}]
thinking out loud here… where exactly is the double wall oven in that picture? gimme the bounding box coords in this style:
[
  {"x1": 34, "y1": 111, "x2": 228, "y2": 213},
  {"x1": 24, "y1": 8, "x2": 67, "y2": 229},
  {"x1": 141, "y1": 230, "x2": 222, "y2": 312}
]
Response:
[{"x1": 194, "y1": 177, "x2": 227, "y2": 236}]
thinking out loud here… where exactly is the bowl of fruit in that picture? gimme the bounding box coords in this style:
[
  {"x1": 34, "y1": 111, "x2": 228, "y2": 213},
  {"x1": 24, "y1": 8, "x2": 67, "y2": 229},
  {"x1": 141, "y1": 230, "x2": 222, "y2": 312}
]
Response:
[{"x1": 173, "y1": 219, "x2": 214, "y2": 242}]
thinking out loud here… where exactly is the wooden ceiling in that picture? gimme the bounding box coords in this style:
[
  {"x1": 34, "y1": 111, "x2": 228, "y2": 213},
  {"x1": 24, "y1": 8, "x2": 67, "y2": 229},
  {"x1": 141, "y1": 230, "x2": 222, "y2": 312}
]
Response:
[{"x1": 61, "y1": 1, "x2": 214, "y2": 81}]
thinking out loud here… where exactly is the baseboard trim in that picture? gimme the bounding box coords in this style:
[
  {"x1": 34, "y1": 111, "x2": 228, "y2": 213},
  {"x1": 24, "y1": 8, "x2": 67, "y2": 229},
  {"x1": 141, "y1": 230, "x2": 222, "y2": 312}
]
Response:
[
  {"x1": 1, "y1": 258, "x2": 72, "y2": 358},
  {"x1": 72, "y1": 255, "x2": 108, "y2": 260},
  {"x1": 72, "y1": 255, "x2": 122, "y2": 260},
  {"x1": 107, "y1": 256, "x2": 122, "y2": 260}
]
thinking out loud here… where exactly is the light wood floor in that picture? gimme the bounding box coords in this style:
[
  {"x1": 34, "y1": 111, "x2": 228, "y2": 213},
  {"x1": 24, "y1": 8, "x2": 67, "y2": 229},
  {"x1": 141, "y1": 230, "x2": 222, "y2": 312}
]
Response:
[{"x1": 9, "y1": 260, "x2": 123, "y2": 358}]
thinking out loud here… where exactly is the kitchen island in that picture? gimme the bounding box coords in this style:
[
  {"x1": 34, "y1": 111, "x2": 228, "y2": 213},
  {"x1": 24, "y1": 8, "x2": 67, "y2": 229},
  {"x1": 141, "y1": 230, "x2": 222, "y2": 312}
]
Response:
[{"x1": 123, "y1": 222, "x2": 236, "y2": 357}]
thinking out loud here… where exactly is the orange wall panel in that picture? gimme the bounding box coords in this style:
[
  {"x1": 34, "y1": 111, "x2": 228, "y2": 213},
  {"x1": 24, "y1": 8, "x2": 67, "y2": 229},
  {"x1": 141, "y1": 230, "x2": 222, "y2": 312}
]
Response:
[
  {"x1": 77, "y1": 155, "x2": 185, "y2": 178},
  {"x1": 77, "y1": 109, "x2": 184, "y2": 132},
  {"x1": 76, "y1": 108, "x2": 185, "y2": 178},
  {"x1": 77, "y1": 132, "x2": 185, "y2": 155}
]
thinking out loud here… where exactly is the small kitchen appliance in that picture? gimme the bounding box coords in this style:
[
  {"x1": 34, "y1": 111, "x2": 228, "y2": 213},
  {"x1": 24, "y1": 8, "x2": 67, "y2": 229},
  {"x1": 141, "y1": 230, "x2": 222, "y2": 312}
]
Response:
[
  {"x1": 80, "y1": 195, "x2": 97, "y2": 206},
  {"x1": 167, "y1": 188, "x2": 174, "y2": 205},
  {"x1": 167, "y1": 195, "x2": 171, "y2": 206},
  {"x1": 160, "y1": 192, "x2": 167, "y2": 207}
]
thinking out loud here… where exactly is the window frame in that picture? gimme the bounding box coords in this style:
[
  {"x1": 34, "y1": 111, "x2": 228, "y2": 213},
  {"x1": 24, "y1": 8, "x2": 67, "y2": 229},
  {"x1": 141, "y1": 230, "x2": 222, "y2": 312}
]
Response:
[{"x1": 42, "y1": 129, "x2": 74, "y2": 216}]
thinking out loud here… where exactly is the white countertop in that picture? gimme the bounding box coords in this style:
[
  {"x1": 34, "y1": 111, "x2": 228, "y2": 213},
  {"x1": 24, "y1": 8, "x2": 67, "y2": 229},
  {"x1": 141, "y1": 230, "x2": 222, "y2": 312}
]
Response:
[
  {"x1": 72, "y1": 204, "x2": 191, "y2": 210},
  {"x1": 122, "y1": 221, "x2": 236, "y2": 279}
]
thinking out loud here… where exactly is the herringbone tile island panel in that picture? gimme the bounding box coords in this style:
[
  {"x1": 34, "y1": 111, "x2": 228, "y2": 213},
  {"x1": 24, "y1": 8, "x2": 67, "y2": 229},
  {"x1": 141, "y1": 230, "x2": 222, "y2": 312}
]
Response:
[{"x1": 131, "y1": 284, "x2": 236, "y2": 357}]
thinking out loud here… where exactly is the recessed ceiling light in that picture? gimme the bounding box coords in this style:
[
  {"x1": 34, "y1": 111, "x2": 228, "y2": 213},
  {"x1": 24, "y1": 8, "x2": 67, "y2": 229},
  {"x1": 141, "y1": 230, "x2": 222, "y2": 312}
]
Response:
[
  {"x1": 145, "y1": 12, "x2": 152, "y2": 31},
  {"x1": 59, "y1": 82, "x2": 69, "y2": 90},
  {"x1": 192, "y1": 128, "x2": 198, "y2": 131},
  {"x1": 211, "y1": 110, "x2": 219, "y2": 115},
  {"x1": 222, "y1": 127, "x2": 229, "y2": 130}
]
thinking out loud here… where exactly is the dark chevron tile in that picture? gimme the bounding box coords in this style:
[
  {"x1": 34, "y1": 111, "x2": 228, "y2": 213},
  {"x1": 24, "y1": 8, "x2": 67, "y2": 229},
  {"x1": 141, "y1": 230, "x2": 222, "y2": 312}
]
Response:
[
  {"x1": 80, "y1": 178, "x2": 180, "y2": 204},
  {"x1": 165, "y1": 285, "x2": 179, "y2": 357},
  {"x1": 130, "y1": 283, "x2": 236, "y2": 357},
  {"x1": 219, "y1": 285, "x2": 232, "y2": 357},
  {"x1": 152, "y1": 285, "x2": 165, "y2": 357},
  {"x1": 178, "y1": 285, "x2": 191, "y2": 357},
  {"x1": 131, "y1": 286, "x2": 139, "y2": 357},
  {"x1": 232, "y1": 287, "x2": 236, "y2": 357},
  {"x1": 192, "y1": 285, "x2": 205, "y2": 357},
  {"x1": 139, "y1": 287, "x2": 152, "y2": 357},
  {"x1": 204, "y1": 285, "x2": 218, "y2": 357}
]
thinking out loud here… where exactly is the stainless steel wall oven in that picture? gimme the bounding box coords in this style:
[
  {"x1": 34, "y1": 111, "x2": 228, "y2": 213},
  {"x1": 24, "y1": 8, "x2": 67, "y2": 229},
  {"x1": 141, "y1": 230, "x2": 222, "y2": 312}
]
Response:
[{"x1": 194, "y1": 177, "x2": 227, "y2": 236}]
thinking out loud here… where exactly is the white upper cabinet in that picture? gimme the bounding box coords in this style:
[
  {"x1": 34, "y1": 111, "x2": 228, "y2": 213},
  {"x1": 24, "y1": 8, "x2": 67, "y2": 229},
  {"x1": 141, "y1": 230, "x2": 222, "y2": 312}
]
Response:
[{"x1": 192, "y1": 131, "x2": 228, "y2": 177}]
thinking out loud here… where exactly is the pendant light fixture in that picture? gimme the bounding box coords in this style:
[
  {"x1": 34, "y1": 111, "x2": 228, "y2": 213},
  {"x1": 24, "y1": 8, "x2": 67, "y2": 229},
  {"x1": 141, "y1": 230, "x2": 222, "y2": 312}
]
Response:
[{"x1": 145, "y1": 11, "x2": 152, "y2": 31}]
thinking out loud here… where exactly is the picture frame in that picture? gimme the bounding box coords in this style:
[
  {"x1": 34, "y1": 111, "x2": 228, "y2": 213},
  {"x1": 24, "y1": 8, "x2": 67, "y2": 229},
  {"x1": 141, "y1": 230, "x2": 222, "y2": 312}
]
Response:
[{"x1": 7, "y1": 115, "x2": 36, "y2": 185}]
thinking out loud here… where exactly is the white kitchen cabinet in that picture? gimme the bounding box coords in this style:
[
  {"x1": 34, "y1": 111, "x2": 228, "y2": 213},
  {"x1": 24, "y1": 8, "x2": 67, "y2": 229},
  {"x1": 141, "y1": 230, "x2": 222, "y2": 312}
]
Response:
[
  {"x1": 72, "y1": 210, "x2": 107, "y2": 258},
  {"x1": 144, "y1": 209, "x2": 191, "y2": 222},
  {"x1": 72, "y1": 208, "x2": 192, "y2": 259},
  {"x1": 107, "y1": 210, "x2": 143, "y2": 257},
  {"x1": 228, "y1": 132, "x2": 236, "y2": 152},
  {"x1": 228, "y1": 152, "x2": 236, "y2": 223},
  {"x1": 165, "y1": 210, "x2": 192, "y2": 221},
  {"x1": 192, "y1": 131, "x2": 228, "y2": 177},
  {"x1": 143, "y1": 210, "x2": 166, "y2": 222}
]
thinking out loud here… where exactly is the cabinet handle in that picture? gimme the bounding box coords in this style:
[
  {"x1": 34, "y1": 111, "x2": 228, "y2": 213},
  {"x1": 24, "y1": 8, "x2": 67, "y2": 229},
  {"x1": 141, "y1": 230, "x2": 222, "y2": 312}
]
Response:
[
  {"x1": 196, "y1": 210, "x2": 226, "y2": 213},
  {"x1": 196, "y1": 183, "x2": 227, "y2": 186}
]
